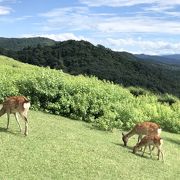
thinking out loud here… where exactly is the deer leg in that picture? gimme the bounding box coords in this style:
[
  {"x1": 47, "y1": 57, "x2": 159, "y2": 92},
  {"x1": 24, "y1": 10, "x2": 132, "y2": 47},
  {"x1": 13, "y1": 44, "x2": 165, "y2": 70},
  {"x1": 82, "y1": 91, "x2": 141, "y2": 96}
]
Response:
[
  {"x1": 138, "y1": 135, "x2": 142, "y2": 143},
  {"x1": 138, "y1": 135, "x2": 143, "y2": 151},
  {"x1": 151, "y1": 146, "x2": 155, "y2": 151},
  {"x1": 150, "y1": 145, "x2": 158, "y2": 158},
  {"x1": 157, "y1": 149, "x2": 160, "y2": 160},
  {"x1": 6, "y1": 113, "x2": 10, "y2": 130},
  {"x1": 14, "y1": 113, "x2": 22, "y2": 132},
  {"x1": 23, "y1": 116, "x2": 28, "y2": 136},
  {"x1": 160, "y1": 150, "x2": 164, "y2": 162},
  {"x1": 20, "y1": 113, "x2": 28, "y2": 136},
  {"x1": 157, "y1": 146, "x2": 164, "y2": 161},
  {"x1": 142, "y1": 145, "x2": 147, "y2": 156},
  {"x1": 149, "y1": 145, "x2": 153, "y2": 158}
]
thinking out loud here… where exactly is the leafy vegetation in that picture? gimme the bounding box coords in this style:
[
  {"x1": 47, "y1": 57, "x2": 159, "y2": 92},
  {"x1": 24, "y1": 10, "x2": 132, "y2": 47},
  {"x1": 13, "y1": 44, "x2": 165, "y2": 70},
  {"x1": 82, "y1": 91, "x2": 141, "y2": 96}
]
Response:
[
  {"x1": 1, "y1": 40, "x2": 180, "y2": 97},
  {"x1": 0, "y1": 37, "x2": 55, "y2": 51},
  {"x1": 128, "y1": 87, "x2": 148, "y2": 97},
  {"x1": 157, "y1": 94, "x2": 178, "y2": 106},
  {"x1": 0, "y1": 55, "x2": 180, "y2": 133}
]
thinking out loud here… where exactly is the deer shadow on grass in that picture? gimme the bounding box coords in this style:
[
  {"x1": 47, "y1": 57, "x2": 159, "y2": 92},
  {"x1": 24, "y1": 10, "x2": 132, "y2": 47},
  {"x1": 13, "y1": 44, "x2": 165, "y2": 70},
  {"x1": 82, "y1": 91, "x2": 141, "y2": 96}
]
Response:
[
  {"x1": 112, "y1": 142, "x2": 133, "y2": 151},
  {"x1": 0, "y1": 127, "x2": 20, "y2": 136},
  {"x1": 131, "y1": 151, "x2": 153, "y2": 160},
  {"x1": 163, "y1": 137, "x2": 180, "y2": 146},
  {"x1": 113, "y1": 142, "x2": 154, "y2": 159}
]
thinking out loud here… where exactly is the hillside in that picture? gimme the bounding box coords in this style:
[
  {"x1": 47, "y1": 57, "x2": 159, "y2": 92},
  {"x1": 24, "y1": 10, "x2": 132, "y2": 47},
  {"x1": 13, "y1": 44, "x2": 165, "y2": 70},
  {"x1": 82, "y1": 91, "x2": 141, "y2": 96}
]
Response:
[
  {"x1": 1, "y1": 40, "x2": 180, "y2": 97},
  {"x1": 0, "y1": 110, "x2": 179, "y2": 179},
  {"x1": 0, "y1": 37, "x2": 55, "y2": 51},
  {"x1": 0, "y1": 55, "x2": 180, "y2": 133},
  {"x1": 0, "y1": 56, "x2": 180, "y2": 179}
]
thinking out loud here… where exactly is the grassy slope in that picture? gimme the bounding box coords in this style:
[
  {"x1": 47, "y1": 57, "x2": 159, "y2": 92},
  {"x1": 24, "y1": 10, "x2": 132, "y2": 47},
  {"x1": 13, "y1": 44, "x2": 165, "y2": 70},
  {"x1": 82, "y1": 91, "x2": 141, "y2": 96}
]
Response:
[{"x1": 0, "y1": 111, "x2": 179, "y2": 180}]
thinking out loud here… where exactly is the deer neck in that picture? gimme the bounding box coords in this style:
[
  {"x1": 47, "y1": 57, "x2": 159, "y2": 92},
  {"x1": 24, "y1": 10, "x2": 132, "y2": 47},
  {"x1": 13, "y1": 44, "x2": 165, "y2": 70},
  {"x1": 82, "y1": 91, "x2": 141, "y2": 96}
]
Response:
[{"x1": 125, "y1": 129, "x2": 135, "y2": 139}]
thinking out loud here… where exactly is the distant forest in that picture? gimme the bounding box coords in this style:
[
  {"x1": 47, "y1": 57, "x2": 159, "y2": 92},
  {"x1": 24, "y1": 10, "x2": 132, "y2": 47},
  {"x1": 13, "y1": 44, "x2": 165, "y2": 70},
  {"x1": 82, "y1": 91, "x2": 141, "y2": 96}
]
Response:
[
  {"x1": 0, "y1": 37, "x2": 55, "y2": 51},
  {"x1": 0, "y1": 38, "x2": 180, "y2": 97}
]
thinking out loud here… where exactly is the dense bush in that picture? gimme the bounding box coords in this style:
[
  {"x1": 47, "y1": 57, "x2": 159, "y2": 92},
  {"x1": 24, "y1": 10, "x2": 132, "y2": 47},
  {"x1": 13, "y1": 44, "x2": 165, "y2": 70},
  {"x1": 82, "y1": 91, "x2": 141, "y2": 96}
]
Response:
[
  {"x1": 158, "y1": 94, "x2": 177, "y2": 105},
  {"x1": 0, "y1": 56, "x2": 180, "y2": 133},
  {"x1": 128, "y1": 87, "x2": 148, "y2": 97}
]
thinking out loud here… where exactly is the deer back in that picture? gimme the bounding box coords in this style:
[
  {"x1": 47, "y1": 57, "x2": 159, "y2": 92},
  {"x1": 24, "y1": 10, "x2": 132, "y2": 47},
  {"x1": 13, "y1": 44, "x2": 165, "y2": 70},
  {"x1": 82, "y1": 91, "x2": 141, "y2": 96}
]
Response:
[
  {"x1": 134, "y1": 122, "x2": 161, "y2": 136},
  {"x1": 2, "y1": 96, "x2": 30, "y2": 114}
]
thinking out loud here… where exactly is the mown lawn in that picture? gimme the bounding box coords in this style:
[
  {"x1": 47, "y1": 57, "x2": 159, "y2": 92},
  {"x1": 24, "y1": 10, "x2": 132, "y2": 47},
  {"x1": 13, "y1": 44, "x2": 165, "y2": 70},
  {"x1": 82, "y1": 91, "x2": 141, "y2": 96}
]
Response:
[{"x1": 0, "y1": 111, "x2": 179, "y2": 179}]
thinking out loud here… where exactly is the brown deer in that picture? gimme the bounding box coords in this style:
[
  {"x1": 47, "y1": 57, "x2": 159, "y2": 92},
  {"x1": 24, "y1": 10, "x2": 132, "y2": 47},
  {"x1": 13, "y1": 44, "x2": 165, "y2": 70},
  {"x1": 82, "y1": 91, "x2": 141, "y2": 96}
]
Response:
[
  {"x1": 0, "y1": 96, "x2": 30, "y2": 136},
  {"x1": 122, "y1": 122, "x2": 161, "y2": 146},
  {"x1": 133, "y1": 135, "x2": 164, "y2": 161}
]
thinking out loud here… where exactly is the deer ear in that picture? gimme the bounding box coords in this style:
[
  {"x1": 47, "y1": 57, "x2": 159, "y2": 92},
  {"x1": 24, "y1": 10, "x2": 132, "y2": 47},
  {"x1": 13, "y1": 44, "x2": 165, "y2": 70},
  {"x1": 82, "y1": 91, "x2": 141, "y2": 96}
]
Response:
[{"x1": 122, "y1": 132, "x2": 125, "y2": 136}]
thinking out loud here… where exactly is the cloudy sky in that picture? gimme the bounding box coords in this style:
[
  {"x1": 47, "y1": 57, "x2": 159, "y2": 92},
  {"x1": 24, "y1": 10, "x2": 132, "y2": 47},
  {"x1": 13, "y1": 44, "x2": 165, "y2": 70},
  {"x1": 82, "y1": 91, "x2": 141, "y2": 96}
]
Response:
[{"x1": 0, "y1": 0, "x2": 180, "y2": 55}]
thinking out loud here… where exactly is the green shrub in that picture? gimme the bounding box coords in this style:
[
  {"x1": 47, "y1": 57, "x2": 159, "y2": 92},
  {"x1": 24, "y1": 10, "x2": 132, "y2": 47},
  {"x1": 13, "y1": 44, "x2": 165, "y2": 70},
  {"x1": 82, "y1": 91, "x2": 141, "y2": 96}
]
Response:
[
  {"x1": 128, "y1": 87, "x2": 147, "y2": 97},
  {"x1": 0, "y1": 56, "x2": 180, "y2": 133},
  {"x1": 158, "y1": 94, "x2": 177, "y2": 105}
]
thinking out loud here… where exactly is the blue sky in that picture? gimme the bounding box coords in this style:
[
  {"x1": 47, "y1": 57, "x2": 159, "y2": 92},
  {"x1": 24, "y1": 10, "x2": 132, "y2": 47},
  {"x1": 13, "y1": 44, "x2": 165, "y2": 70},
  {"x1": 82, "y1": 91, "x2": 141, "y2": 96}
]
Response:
[{"x1": 0, "y1": 0, "x2": 180, "y2": 55}]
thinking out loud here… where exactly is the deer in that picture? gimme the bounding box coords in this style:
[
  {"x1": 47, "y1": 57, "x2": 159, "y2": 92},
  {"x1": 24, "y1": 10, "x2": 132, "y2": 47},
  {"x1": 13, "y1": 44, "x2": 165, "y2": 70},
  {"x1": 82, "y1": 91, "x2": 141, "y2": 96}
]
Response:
[
  {"x1": 133, "y1": 135, "x2": 164, "y2": 161},
  {"x1": 0, "y1": 96, "x2": 30, "y2": 136},
  {"x1": 122, "y1": 122, "x2": 161, "y2": 146}
]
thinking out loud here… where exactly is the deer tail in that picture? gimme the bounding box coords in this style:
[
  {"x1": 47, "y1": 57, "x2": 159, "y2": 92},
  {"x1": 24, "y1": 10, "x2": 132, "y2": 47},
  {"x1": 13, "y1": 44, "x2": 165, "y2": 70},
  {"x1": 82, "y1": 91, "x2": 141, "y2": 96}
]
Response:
[
  {"x1": 23, "y1": 101, "x2": 31, "y2": 109},
  {"x1": 157, "y1": 128, "x2": 162, "y2": 136}
]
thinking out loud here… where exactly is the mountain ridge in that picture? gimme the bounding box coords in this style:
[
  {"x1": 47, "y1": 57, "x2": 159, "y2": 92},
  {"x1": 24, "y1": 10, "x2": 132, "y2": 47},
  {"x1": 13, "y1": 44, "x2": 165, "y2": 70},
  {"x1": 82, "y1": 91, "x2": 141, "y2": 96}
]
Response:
[
  {"x1": 135, "y1": 54, "x2": 180, "y2": 65},
  {"x1": 0, "y1": 39, "x2": 180, "y2": 97},
  {"x1": 0, "y1": 37, "x2": 56, "y2": 51}
]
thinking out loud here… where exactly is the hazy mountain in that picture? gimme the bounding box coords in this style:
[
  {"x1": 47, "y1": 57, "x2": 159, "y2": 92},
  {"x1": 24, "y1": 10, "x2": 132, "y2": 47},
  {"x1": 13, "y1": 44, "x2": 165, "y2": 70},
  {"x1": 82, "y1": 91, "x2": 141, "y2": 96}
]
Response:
[
  {"x1": 135, "y1": 54, "x2": 180, "y2": 65},
  {"x1": 161, "y1": 54, "x2": 180, "y2": 62}
]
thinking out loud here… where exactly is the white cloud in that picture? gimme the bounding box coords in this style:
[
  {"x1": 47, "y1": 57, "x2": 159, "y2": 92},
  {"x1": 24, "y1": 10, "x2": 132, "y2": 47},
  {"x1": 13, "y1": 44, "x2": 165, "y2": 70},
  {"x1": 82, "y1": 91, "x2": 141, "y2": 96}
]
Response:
[
  {"x1": 39, "y1": 7, "x2": 180, "y2": 35},
  {"x1": 143, "y1": 4, "x2": 180, "y2": 17},
  {"x1": 79, "y1": 0, "x2": 180, "y2": 7},
  {"x1": 14, "y1": 15, "x2": 32, "y2": 21},
  {"x1": 0, "y1": 15, "x2": 32, "y2": 23},
  {"x1": 39, "y1": 7, "x2": 96, "y2": 32},
  {"x1": 0, "y1": 0, "x2": 17, "y2": 2},
  {"x1": 106, "y1": 38, "x2": 180, "y2": 55},
  {"x1": 21, "y1": 33, "x2": 89, "y2": 42},
  {"x1": 97, "y1": 16, "x2": 180, "y2": 34},
  {"x1": 22, "y1": 3, "x2": 180, "y2": 55},
  {"x1": 40, "y1": 7, "x2": 89, "y2": 18},
  {"x1": 79, "y1": 0, "x2": 180, "y2": 19},
  {"x1": 0, "y1": 6, "x2": 11, "y2": 15},
  {"x1": 80, "y1": 0, "x2": 153, "y2": 7}
]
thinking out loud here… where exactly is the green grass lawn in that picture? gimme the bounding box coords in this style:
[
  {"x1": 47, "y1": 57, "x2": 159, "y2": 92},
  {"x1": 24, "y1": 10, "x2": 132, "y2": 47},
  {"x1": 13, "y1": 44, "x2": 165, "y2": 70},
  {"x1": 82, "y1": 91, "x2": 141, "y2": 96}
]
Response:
[{"x1": 0, "y1": 111, "x2": 179, "y2": 180}]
